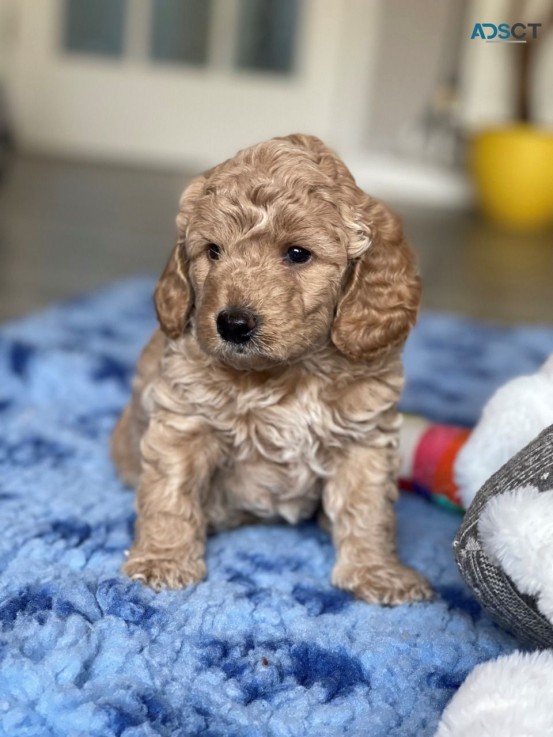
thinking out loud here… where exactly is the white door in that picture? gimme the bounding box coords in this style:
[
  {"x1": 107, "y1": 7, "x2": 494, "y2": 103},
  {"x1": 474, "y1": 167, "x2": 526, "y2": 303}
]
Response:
[{"x1": 8, "y1": 0, "x2": 376, "y2": 167}]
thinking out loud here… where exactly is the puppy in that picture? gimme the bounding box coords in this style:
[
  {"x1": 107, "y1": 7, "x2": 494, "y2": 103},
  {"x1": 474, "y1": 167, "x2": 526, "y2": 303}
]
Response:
[{"x1": 111, "y1": 134, "x2": 432, "y2": 604}]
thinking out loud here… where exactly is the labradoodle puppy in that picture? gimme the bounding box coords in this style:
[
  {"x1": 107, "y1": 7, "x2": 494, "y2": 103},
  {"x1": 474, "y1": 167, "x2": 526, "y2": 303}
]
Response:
[{"x1": 111, "y1": 133, "x2": 432, "y2": 604}]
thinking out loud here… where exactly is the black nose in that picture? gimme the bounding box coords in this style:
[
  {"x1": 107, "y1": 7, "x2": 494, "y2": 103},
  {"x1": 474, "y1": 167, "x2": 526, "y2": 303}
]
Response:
[{"x1": 216, "y1": 308, "x2": 258, "y2": 344}]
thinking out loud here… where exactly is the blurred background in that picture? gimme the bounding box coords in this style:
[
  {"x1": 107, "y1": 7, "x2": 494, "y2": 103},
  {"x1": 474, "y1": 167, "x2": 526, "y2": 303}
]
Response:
[{"x1": 0, "y1": 0, "x2": 551, "y2": 323}]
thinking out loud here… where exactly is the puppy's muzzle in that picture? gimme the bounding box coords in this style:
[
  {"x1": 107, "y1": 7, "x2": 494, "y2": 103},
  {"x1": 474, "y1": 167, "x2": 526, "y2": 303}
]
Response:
[{"x1": 216, "y1": 308, "x2": 258, "y2": 345}]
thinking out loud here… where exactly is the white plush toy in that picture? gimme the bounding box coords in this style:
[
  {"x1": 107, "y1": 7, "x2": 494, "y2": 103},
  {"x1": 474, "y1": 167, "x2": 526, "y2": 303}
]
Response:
[
  {"x1": 437, "y1": 651, "x2": 553, "y2": 736},
  {"x1": 435, "y1": 355, "x2": 553, "y2": 736},
  {"x1": 455, "y1": 354, "x2": 553, "y2": 508}
]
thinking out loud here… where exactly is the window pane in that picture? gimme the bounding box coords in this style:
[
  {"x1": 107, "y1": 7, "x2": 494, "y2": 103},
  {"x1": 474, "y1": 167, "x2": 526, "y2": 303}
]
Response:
[
  {"x1": 150, "y1": 0, "x2": 211, "y2": 65},
  {"x1": 236, "y1": 0, "x2": 300, "y2": 74},
  {"x1": 63, "y1": 0, "x2": 126, "y2": 57}
]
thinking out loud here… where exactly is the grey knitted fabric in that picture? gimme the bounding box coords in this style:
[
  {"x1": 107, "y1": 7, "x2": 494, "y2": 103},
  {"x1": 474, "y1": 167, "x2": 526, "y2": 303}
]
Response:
[{"x1": 454, "y1": 424, "x2": 553, "y2": 649}]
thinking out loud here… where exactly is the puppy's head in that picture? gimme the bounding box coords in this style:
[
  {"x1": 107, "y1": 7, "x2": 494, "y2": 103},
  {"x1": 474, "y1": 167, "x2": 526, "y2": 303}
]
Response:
[{"x1": 155, "y1": 134, "x2": 420, "y2": 370}]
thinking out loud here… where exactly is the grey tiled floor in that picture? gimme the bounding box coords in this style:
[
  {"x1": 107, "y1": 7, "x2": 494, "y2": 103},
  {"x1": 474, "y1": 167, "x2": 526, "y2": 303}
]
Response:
[{"x1": 0, "y1": 155, "x2": 552, "y2": 325}]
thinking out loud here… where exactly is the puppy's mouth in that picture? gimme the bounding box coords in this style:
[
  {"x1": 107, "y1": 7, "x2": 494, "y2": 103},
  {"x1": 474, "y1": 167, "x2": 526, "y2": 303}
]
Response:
[
  {"x1": 218, "y1": 349, "x2": 278, "y2": 373},
  {"x1": 215, "y1": 334, "x2": 278, "y2": 371}
]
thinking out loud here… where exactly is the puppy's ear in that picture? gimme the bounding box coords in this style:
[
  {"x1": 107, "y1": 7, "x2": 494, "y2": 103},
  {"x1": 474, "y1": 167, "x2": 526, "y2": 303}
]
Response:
[
  {"x1": 281, "y1": 135, "x2": 421, "y2": 361},
  {"x1": 154, "y1": 176, "x2": 205, "y2": 339},
  {"x1": 331, "y1": 198, "x2": 421, "y2": 362},
  {"x1": 153, "y1": 244, "x2": 192, "y2": 339}
]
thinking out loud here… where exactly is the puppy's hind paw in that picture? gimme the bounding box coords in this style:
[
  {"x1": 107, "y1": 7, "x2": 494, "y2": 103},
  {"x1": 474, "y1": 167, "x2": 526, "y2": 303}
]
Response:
[{"x1": 123, "y1": 553, "x2": 206, "y2": 591}]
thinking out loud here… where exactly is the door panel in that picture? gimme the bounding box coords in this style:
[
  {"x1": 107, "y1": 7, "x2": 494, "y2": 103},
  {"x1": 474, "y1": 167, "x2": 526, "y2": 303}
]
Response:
[
  {"x1": 64, "y1": 0, "x2": 127, "y2": 58},
  {"x1": 150, "y1": 0, "x2": 211, "y2": 65},
  {"x1": 10, "y1": 0, "x2": 350, "y2": 166}
]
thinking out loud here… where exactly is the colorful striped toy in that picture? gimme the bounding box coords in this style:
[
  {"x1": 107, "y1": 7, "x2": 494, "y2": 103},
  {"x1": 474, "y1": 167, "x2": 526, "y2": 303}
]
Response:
[{"x1": 399, "y1": 415, "x2": 471, "y2": 512}]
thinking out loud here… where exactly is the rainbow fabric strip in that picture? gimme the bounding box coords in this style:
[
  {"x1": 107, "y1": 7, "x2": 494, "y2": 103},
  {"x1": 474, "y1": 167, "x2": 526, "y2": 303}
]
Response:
[{"x1": 400, "y1": 424, "x2": 471, "y2": 512}]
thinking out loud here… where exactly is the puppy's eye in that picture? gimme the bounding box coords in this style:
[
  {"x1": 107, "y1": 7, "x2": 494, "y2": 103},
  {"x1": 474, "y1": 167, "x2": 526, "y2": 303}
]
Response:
[
  {"x1": 207, "y1": 243, "x2": 221, "y2": 261},
  {"x1": 286, "y1": 246, "x2": 311, "y2": 265}
]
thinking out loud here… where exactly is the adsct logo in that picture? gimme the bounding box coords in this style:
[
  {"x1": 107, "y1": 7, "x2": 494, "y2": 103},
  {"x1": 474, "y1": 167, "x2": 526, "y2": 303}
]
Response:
[{"x1": 470, "y1": 22, "x2": 542, "y2": 42}]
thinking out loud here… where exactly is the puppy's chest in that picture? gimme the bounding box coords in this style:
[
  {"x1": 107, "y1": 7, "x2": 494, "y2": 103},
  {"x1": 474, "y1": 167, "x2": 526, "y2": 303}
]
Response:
[
  {"x1": 206, "y1": 382, "x2": 324, "y2": 519},
  {"x1": 211, "y1": 378, "x2": 361, "y2": 465},
  {"x1": 195, "y1": 372, "x2": 383, "y2": 521},
  {"x1": 171, "y1": 366, "x2": 388, "y2": 526}
]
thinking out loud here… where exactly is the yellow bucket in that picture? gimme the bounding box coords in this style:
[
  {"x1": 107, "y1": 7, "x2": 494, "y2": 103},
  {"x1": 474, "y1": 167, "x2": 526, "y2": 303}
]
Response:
[{"x1": 469, "y1": 125, "x2": 553, "y2": 232}]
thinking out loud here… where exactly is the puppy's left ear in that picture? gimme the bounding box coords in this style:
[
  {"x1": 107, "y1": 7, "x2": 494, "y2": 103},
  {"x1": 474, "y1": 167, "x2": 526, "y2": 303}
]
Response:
[{"x1": 331, "y1": 197, "x2": 421, "y2": 362}]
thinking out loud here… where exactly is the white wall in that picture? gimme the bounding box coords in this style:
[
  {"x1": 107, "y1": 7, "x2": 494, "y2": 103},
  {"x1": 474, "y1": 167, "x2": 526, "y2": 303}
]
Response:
[
  {"x1": 4, "y1": 0, "x2": 386, "y2": 168},
  {"x1": 366, "y1": 0, "x2": 463, "y2": 151},
  {"x1": 459, "y1": 0, "x2": 553, "y2": 129},
  {"x1": 0, "y1": 0, "x2": 18, "y2": 90},
  {"x1": 1, "y1": 0, "x2": 485, "y2": 207}
]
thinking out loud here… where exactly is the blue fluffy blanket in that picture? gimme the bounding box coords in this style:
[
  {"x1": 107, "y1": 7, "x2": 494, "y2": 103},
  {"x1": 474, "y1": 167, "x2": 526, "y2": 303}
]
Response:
[{"x1": 1, "y1": 278, "x2": 553, "y2": 737}]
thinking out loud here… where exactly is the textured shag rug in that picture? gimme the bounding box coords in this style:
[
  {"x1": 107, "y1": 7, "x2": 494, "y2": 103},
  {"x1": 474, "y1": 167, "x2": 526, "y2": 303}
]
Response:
[{"x1": 1, "y1": 277, "x2": 553, "y2": 737}]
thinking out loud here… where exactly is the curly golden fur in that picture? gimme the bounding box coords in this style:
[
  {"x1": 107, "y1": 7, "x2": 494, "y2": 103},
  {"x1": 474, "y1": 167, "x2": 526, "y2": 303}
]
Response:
[{"x1": 112, "y1": 134, "x2": 431, "y2": 604}]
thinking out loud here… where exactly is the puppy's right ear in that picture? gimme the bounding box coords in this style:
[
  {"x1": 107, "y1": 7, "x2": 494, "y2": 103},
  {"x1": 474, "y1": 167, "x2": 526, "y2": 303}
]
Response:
[
  {"x1": 153, "y1": 243, "x2": 192, "y2": 339},
  {"x1": 154, "y1": 175, "x2": 205, "y2": 339}
]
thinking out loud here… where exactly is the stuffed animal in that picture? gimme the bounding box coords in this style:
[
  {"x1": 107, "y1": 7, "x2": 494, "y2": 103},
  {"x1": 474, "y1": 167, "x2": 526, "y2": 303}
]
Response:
[
  {"x1": 433, "y1": 355, "x2": 553, "y2": 736},
  {"x1": 454, "y1": 355, "x2": 553, "y2": 508},
  {"x1": 399, "y1": 355, "x2": 553, "y2": 511},
  {"x1": 436, "y1": 649, "x2": 553, "y2": 736}
]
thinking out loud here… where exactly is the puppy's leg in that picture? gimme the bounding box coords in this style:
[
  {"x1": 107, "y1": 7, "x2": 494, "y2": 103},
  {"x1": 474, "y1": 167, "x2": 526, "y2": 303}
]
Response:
[
  {"x1": 111, "y1": 330, "x2": 166, "y2": 488},
  {"x1": 111, "y1": 401, "x2": 145, "y2": 488},
  {"x1": 323, "y1": 443, "x2": 432, "y2": 605},
  {"x1": 124, "y1": 417, "x2": 218, "y2": 590}
]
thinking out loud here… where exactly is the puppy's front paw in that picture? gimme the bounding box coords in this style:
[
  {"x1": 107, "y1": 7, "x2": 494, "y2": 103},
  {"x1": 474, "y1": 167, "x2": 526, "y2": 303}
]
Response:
[
  {"x1": 123, "y1": 552, "x2": 206, "y2": 591},
  {"x1": 332, "y1": 561, "x2": 432, "y2": 605}
]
